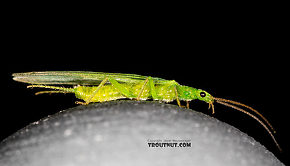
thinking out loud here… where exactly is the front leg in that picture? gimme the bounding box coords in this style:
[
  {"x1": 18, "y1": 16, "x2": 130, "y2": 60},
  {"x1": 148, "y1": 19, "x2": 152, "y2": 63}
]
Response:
[{"x1": 169, "y1": 81, "x2": 184, "y2": 108}]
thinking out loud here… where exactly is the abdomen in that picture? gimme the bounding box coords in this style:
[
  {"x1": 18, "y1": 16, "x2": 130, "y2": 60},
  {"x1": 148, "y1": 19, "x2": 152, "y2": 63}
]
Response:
[
  {"x1": 74, "y1": 83, "x2": 176, "y2": 103},
  {"x1": 74, "y1": 85, "x2": 127, "y2": 102}
]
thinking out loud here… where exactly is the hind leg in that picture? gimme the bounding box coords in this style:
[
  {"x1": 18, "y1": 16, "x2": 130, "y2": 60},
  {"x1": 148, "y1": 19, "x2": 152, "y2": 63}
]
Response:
[
  {"x1": 27, "y1": 85, "x2": 75, "y2": 94},
  {"x1": 76, "y1": 77, "x2": 109, "y2": 105},
  {"x1": 77, "y1": 77, "x2": 136, "y2": 105},
  {"x1": 34, "y1": 90, "x2": 70, "y2": 95}
]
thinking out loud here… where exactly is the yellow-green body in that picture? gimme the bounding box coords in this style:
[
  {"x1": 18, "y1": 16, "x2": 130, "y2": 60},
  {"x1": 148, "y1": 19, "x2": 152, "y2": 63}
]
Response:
[{"x1": 75, "y1": 82, "x2": 177, "y2": 102}]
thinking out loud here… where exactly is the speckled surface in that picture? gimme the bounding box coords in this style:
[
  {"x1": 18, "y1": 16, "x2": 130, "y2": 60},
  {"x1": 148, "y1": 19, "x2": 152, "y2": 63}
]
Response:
[{"x1": 0, "y1": 101, "x2": 284, "y2": 166}]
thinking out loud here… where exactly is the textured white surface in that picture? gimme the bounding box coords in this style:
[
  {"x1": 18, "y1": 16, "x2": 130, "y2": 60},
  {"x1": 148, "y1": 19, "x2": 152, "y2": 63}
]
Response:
[{"x1": 0, "y1": 101, "x2": 284, "y2": 166}]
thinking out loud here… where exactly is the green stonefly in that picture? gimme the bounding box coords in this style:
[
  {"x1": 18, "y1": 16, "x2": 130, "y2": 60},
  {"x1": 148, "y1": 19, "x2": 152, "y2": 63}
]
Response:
[{"x1": 12, "y1": 71, "x2": 281, "y2": 151}]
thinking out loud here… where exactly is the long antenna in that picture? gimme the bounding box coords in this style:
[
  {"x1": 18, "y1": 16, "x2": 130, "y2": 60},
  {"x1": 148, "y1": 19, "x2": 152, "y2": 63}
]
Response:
[
  {"x1": 215, "y1": 99, "x2": 282, "y2": 152},
  {"x1": 214, "y1": 97, "x2": 276, "y2": 133}
]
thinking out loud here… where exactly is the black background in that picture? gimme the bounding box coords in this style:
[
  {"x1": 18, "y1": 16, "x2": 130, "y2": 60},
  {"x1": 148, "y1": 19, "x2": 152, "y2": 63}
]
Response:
[{"x1": 3, "y1": 3, "x2": 289, "y2": 165}]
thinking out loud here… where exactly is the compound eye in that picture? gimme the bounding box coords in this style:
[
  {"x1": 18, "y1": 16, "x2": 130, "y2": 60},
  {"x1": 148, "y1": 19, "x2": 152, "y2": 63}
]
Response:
[{"x1": 200, "y1": 92, "x2": 206, "y2": 97}]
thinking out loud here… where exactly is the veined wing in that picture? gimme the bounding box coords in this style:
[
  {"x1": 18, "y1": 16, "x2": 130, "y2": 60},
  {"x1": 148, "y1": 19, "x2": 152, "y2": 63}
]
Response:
[{"x1": 12, "y1": 71, "x2": 167, "y2": 85}]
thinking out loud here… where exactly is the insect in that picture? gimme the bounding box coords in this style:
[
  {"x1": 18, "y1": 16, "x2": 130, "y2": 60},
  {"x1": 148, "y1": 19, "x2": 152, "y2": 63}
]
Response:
[{"x1": 12, "y1": 71, "x2": 281, "y2": 151}]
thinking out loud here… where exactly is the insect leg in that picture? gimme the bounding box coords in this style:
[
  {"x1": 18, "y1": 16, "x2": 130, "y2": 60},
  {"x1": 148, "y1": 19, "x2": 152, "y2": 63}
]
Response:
[
  {"x1": 108, "y1": 77, "x2": 134, "y2": 98},
  {"x1": 77, "y1": 77, "x2": 109, "y2": 105},
  {"x1": 186, "y1": 101, "x2": 190, "y2": 109},
  {"x1": 148, "y1": 77, "x2": 159, "y2": 100},
  {"x1": 174, "y1": 86, "x2": 182, "y2": 107},
  {"x1": 35, "y1": 90, "x2": 70, "y2": 95},
  {"x1": 136, "y1": 77, "x2": 149, "y2": 100},
  {"x1": 27, "y1": 85, "x2": 75, "y2": 94}
]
